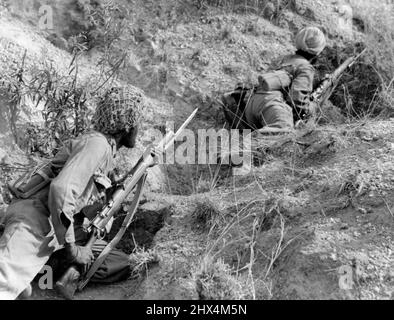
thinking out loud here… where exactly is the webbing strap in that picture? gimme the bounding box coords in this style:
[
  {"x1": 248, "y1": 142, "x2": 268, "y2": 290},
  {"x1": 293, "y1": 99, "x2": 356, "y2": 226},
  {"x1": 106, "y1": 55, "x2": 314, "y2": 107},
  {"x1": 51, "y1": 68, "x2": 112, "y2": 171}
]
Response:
[{"x1": 78, "y1": 173, "x2": 147, "y2": 291}]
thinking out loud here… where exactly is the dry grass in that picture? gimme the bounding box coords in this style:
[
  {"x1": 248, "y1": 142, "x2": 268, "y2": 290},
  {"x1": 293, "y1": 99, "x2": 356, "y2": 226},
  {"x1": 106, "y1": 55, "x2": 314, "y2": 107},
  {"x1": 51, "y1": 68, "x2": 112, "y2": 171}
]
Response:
[
  {"x1": 362, "y1": 13, "x2": 393, "y2": 116},
  {"x1": 195, "y1": 256, "x2": 253, "y2": 300},
  {"x1": 191, "y1": 119, "x2": 387, "y2": 299},
  {"x1": 350, "y1": 2, "x2": 393, "y2": 116},
  {"x1": 128, "y1": 247, "x2": 160, "y2": 279},
  {"x1": 195, "y1": 191, "x2": 309, "y2": 299},
  {"x1": 191, "y1": 196, "x2": 227, "y2": 233}
]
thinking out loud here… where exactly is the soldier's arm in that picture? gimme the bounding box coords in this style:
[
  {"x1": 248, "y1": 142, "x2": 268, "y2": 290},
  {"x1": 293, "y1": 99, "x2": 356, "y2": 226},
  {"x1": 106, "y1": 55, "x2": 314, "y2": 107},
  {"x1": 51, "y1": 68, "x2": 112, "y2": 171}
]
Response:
[
  {"x1": 48, "y1": 136, "x2": 112, "y2": 245},
  {"x1": 288, "y1": 63, "x2": 315, "y2": 107}
]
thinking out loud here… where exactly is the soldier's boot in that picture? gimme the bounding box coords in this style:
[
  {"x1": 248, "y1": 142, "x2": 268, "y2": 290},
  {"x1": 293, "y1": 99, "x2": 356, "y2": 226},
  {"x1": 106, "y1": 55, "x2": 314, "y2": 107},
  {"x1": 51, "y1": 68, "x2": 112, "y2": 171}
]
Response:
[{"x1": 55, "y1": 266, "x2": 81, "y2": 300}]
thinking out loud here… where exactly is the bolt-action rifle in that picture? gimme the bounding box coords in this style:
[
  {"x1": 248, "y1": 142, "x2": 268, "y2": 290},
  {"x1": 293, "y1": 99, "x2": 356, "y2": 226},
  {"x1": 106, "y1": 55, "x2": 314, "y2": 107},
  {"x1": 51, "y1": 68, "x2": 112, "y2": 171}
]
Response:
[
  {"x1": 308, "y1": 48, "x2": 367, "y2": 114},
  {"x1": 55, "y1": 108, "x2": 198, "y2": 300}
]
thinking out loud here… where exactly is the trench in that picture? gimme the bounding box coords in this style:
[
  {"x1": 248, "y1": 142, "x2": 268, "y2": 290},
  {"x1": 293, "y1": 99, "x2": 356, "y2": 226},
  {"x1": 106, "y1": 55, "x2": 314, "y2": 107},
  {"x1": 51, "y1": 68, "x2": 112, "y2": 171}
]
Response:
[
  {"x1": 109, "y1": 203, "x2": 174, "y2": 254},
  {"x1": 158, "y1": 98, "x2": 238, "y2": 196}
]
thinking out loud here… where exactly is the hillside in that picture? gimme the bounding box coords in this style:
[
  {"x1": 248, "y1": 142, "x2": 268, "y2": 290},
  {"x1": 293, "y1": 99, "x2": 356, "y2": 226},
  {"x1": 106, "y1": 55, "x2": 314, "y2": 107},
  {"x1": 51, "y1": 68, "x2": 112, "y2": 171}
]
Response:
[{"x1": 0, "y1": 0, "x2": 393, "y2": 300}]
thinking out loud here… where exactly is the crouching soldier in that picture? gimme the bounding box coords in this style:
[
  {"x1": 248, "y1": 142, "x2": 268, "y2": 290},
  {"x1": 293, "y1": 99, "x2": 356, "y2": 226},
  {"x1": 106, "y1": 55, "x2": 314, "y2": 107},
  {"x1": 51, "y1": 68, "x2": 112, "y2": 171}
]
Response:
[
  {"x1": 0, "y1": 86, "x2": 145, "y2": 299},
  {"x1": 223, "y1": 27, "x2": 326, "y2": 132}
]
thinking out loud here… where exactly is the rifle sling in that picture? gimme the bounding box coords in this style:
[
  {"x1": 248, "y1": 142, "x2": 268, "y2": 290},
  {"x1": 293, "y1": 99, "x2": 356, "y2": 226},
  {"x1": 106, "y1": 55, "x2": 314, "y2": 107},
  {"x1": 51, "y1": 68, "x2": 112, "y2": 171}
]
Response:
[{"x1": 78, "y1": 173, "x2": 147, "y2": 291}]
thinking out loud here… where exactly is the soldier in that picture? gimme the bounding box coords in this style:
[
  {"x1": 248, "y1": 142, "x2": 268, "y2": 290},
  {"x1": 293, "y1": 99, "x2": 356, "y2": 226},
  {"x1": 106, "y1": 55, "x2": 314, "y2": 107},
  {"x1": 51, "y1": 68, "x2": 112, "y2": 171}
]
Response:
[
  {"x1": 224, "y1": 27, "x2": 326, "y2": 132},
  {"x1": 0, "y1": 86, "x2": 145, "y2": 299}
]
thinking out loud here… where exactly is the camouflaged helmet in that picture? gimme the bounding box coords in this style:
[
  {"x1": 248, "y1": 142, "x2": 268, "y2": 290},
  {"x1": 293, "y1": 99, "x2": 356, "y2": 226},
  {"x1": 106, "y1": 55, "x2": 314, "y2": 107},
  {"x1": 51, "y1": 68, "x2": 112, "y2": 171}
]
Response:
[
  {"x1": 295, "y1": 27, "x2": 326, "y2": 56},
  {"x1": 92, "y1": 86, "x2": 145, "y2": 136}
]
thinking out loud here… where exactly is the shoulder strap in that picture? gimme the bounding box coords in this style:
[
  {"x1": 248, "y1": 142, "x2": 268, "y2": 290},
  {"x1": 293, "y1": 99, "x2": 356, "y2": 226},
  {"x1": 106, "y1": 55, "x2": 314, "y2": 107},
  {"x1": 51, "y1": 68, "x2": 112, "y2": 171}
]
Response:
[{"x1": 77, "y1": 173, "x2": 147, "y2": 291}]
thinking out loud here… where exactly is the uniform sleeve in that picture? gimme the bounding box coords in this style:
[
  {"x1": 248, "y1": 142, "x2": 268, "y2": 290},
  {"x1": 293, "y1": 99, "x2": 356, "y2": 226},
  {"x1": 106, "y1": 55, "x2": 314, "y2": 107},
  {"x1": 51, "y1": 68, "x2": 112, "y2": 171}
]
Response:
[
  {"x1": 50, "y1": 142, "x2": 72, "y2": 174},
  {"x1": 288, "y1": 63, "x2": 315, "y2": 106},
  {"x1": 48, "y1": 137, "x2": 111, "y2": 244}
]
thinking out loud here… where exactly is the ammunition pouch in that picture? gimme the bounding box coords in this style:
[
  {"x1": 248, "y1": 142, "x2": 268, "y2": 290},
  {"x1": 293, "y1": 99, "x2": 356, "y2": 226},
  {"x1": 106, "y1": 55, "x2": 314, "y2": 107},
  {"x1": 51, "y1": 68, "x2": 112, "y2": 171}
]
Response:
[{"x1": 8, "y1": 162, "x2": 56, "y2": 199}]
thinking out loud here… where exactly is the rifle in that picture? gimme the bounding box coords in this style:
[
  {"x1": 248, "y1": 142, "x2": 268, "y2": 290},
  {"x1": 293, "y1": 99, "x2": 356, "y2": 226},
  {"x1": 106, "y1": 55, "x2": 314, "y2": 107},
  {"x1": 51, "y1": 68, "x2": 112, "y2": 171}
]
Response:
[
  {"x1": 55, "y1": 108, "x2": 199, "y2": 300},
  {"x1": 309, "y1": 48, "x2": 367, "y2": 112}
]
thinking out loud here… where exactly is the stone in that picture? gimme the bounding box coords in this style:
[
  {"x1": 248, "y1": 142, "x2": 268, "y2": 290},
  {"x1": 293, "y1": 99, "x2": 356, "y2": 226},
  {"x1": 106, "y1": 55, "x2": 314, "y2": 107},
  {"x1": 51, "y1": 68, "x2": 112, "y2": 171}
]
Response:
[
  {"x1": 337, "y1": 5, "x2": 353, "y2": 21},
  {"x1": 0, "y1": 204, "x2": 7, "y2": 226},
  {"x1": 0, "y1": 148, "x2": 7, "y2": 164},
  {"x1": 357, "y1": 207, "x2": 367, "y2": 215}
]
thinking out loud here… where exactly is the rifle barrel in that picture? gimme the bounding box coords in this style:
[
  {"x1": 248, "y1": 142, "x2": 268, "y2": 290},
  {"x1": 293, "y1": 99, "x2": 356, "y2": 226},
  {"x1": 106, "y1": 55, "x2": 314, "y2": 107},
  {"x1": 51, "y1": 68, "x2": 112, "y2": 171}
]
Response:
[
  {"x1": 331, "y1": 56, "x2": 355, "y2": 80},
  {"x1": 331, "y1": 48, "x2": 367, "y2": 79}
]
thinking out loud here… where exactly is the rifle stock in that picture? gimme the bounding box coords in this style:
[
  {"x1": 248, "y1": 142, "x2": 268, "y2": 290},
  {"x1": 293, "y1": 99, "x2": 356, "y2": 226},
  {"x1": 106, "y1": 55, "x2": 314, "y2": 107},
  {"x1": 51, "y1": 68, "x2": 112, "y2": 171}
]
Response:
[{"x1": 55, "y1": 108, "x2": 198, "y2": 299}]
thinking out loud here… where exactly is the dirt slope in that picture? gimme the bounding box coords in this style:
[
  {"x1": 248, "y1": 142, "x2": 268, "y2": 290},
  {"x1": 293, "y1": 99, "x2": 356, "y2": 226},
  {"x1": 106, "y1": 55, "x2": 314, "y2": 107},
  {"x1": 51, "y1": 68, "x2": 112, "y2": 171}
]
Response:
[
  {"x1": 29, "y1": 120, "x2": 394, "y2": 300},
  {"x1": 121, "y1": 120, "x2": 393, "y2": 301}
]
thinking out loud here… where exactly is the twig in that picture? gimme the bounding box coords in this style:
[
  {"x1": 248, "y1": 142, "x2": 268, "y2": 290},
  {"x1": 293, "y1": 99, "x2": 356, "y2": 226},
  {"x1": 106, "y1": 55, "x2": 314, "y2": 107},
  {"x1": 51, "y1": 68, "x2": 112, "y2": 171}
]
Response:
[
  {"x1": 264, "y1": 213, "x2": 285, "y2": 279},
  {"x1": 379, "y1": 193, "x2": 394, "y2": 218}
]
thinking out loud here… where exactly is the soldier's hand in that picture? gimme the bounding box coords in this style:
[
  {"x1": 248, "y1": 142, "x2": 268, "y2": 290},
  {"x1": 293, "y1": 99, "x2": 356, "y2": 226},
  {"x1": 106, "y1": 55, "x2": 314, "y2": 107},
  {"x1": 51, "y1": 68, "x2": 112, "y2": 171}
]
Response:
[{"x1": 65, "y1": 243, "x2": 94, "y2": 266}]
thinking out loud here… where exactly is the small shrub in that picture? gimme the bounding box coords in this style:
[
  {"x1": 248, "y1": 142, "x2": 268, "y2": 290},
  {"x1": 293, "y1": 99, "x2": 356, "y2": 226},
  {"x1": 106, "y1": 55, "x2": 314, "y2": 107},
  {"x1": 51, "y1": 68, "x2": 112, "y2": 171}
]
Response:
[
  {"x1": 318, "y1": 101, "x2": 347, "y2": 125},
  {"x1": 195, "y1": 256, "x2": 251, "y2": 299},
  {"x1": 1, "y1": 38, "x2": 135, "y2": 156},
  {"x1": 71, "y1": 0, "x2": 129, "y2": 50},
  {"x1": 316, "y1": 44, "x2": 382, "y2": 119},
  {"x1": 23, "y1": 124, "x2": 58, "y2": 157},
  {"x1": 129, "y1": 247, "x2": 160, "y2": 279},
  {"x1": 218, "y1": 24, "x2": 236, "y2": 42},
  {"x1": 19, "y1": 54, "x2": 93, "y2": 156},
  {"x1": 243, "y1": 18, "x2": 263, "y2": 37},
  {"x1": 191, "y1": 197, "x2": 225, "y2": 232},
  {"x1": 349, "y1": 3, "x2": 394, "y2": 116},
  {"x1": 375, "y1": 85, "x2": 394, "y2": 117}
]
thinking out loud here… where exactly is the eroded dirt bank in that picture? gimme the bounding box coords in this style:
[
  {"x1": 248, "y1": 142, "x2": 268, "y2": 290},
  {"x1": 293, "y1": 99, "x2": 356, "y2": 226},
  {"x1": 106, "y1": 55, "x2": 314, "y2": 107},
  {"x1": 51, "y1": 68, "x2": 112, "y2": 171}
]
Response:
[{"x1": 28, "y1": 120, "x2": 394, "y2": 300}]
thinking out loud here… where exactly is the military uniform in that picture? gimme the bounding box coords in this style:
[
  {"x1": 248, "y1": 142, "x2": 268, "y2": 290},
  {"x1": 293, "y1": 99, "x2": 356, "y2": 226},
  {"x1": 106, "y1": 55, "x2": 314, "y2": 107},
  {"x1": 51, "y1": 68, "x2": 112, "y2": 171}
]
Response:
[
  {"x1": 0, "y1": 131, "x2": 130, "y2": 299},
  {"x1": 243, "y1": 26, "x2": 326, "y2": 131},
  {"x1": 244, "y1": 53, "x2": 316, "y2": 130}
]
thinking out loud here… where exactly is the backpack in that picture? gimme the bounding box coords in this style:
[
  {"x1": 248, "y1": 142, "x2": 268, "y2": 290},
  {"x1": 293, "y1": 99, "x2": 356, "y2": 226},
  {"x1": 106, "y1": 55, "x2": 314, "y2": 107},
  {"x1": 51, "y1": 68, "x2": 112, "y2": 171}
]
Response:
[{"x1": 257, "y1": 69, "x2": 293, "y2": 92}]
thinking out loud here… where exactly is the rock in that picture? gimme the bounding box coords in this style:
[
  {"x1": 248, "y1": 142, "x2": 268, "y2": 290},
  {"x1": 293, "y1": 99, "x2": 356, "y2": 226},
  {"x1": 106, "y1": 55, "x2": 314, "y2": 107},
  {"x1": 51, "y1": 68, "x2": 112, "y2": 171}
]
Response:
[
  {"x1": 361, "y1": 135, "x2": 373, "y2": 142},
  {"x1": 293, "y1": 0, "x2": 308, "y2": 15},
  {"x1": 0, "y1": 148, "x2": 7, "y2": 164},
  {"x1": 339, "y1": 223, "x2": 349, "y2": 230},
  {"x1": 357, "y1": 207, "x2": 368, "y2": 215},
  {"x1": 336, "y1": 5, "x2": 353, "y2": 21},
  {"x1": 330, "y1": 253, "x2": 338, "y2": 261},
  {"x1": 0, "y1": 204, "x2": 7, "y2": 226}
]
